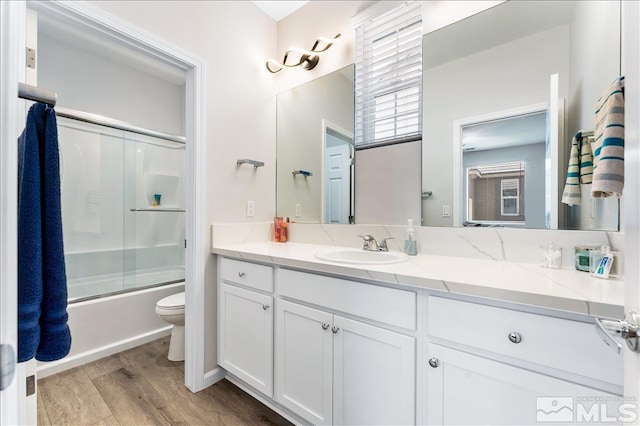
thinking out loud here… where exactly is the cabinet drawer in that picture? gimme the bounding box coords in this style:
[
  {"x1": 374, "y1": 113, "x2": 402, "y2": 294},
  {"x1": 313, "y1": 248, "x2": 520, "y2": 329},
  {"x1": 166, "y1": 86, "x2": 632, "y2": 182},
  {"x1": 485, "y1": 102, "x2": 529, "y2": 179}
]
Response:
[
  {"x1": 427, "y1": 296, "x2": 623, "y2": 387},
  {"x1": 278, "y1": 268, "x2": 416, "y2": 330},
  {"x1": 221, "y1": 258, "x2": 273, "y2": 292}
]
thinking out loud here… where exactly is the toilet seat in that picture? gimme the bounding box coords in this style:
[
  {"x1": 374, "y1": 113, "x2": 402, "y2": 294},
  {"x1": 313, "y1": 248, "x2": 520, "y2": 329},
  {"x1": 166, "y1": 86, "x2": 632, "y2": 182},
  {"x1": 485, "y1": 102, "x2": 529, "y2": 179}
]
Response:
[
  {"x1": 156, "y1": 292, "x2": 185, "y2": 310},
  {"x1": 156, "y1": 292, "x2": 185, "y2": 316}
]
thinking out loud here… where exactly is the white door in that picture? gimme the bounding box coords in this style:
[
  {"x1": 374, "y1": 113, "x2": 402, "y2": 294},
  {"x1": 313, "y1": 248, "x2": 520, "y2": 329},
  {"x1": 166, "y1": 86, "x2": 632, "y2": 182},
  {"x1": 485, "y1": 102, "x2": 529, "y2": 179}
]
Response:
[
  {"x1": 624, "y1": 0, "x2": 640, "y2": 412},
  {"x1": 275, "y1": 300, "x2": 333, "y2": 425},
  {"x1": 218, "y1": 283, "x2": 273, "y2": 397},
  {"x1": 324, "y1": 142, "x2": 351, "y2": 224},
  {"x1": 1, "y1": 1, "x2": 26, "y2": 424},
  {"x1": 333, "y1": 316, "x2": 415, "y2": 426},
  {"x1": 427, "y1": 344, "x2": 620, "y2": 425}
]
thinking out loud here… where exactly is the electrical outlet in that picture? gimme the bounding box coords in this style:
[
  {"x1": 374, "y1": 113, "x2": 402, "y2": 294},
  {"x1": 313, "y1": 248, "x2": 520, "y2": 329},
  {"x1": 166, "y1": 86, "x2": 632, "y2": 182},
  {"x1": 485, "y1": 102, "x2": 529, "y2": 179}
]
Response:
[
  {"x1": 246, "y1": 200, "x2": 255, "y2": 217},
  {"x1": 295, "y1": 203, "x2": 302, "y2": 217},
  {"x1": 442, "y1": 205, "x2": 451, "y2": 218}
]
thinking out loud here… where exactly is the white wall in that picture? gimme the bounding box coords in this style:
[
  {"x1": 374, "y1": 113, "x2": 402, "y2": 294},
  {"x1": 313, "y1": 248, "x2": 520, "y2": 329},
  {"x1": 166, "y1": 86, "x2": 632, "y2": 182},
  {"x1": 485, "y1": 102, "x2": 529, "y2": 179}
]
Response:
[
  {"x1": 355, "y1": 141, "x2": 422, "y2": 225},
  {"x1": 275, "y1": 0, "x2": 374, "y2": 93},
  {"x1": 90, "y1": 0, "x2": 277, "y2": 374},
  {"x1": 566, "y1": 1, "x2": 621, "y2": 231},
  {"x1": 38, "y1": 30, "x2": 185, "y2": 136}
]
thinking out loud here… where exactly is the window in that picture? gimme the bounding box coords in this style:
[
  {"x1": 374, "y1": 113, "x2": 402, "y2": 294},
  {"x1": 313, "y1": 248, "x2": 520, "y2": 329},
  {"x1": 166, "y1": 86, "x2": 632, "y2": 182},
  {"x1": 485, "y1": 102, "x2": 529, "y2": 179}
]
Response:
[
  {"x1": 500, "y1": 179, "x2": 520, "y2": 216},
  {"x1": 354, "y1": 1, "x2": 422, "y2": 148}
]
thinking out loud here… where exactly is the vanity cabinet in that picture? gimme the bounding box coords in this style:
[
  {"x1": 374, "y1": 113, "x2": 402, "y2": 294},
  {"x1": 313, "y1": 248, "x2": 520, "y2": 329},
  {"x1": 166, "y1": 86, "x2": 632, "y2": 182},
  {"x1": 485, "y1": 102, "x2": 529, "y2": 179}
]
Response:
[
  {"x1": 218, "y1": 259, "x2": 274, "y2": 397},
  {"x1": 276, "y1": 299, "x2": 415, "y2": 425},
  {"x1": 426, "y1": 296, "x2": 623, "y2": 425},
  {"x1": 426, "y1": 344, "x2": 619, "y2": 425}
]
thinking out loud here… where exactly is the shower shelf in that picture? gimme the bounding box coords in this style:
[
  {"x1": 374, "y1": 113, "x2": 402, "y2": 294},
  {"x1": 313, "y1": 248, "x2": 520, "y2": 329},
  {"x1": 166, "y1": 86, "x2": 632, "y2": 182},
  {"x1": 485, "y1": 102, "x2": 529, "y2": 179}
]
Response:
[{"x1": 130, "y1": 208, "x2": 185, "y2": 212}]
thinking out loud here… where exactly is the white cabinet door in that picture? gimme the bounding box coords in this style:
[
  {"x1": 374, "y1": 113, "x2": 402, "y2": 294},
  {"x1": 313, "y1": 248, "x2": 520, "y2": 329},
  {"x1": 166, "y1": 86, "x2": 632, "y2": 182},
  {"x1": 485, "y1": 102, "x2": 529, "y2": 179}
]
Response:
[
  {"x1": 218, "y1": 283, "x2": 273, "y2": 397},
  {"x1": 275, "y1": 300, "x2": 333, "y2": 425},
  {"x1": 427, "y1": 343, "x2": 620, "y2": 425},
  {"x1": 334, "y1": 316, "x2": 416, "y2": 426}
]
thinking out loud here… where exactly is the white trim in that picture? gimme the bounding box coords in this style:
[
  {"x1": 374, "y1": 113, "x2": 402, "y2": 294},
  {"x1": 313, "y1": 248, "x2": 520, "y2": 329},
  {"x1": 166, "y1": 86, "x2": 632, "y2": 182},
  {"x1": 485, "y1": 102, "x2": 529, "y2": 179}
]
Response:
[
  {"x1": 29, "y1": 1, "x2": 208, "y2": 392},
  {"x1": 623, "y1": 0, "x2": 640, "y2": 403},
  {"x1": 225, "y1": 374, "x2": 305, "y2": 426},
  {"x1": 351, "y1": 0, "x2": 412, "y2": 28},
  {"x1": 37, "y1": 327, "x2": 172, "y2": 379},
  {"x1": 548, "y1": 73, "x2": 560, "y2": 230},
  {"x1": 203, "y1": 366, "x2": 227, "y2": 388},
  {"x1": 452, "y1": 102, "x2": 548, "y2": 227},
  {"x1": 320, "y1": 119, "x2": 354, "y2": 224},
  {"x1": 0, "y1": 2, "x2": 26, "y2": 424}
]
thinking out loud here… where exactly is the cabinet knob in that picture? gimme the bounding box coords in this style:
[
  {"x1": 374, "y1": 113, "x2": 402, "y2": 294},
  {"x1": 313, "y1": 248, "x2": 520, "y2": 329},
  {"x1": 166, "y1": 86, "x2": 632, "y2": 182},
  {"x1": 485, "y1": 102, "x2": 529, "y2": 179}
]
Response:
[
  {"x1": 508, "y1": 332, "x2": 522, "y2": 344},
  {"x1": 238, "y1": 272, "x2": 246, "y2": 278},
  {"x1": 262, "y1": 304, "x2": 270, "y2": 310},
  {"x1": 428, "y1": 358, "x2": 440, "y2": 368},
  {"x1": 322, "y1": 323, "x2": 330, "y2": 330},
  {"x1": 332, "y1": 326, "x2": 340, "y2": 334}
]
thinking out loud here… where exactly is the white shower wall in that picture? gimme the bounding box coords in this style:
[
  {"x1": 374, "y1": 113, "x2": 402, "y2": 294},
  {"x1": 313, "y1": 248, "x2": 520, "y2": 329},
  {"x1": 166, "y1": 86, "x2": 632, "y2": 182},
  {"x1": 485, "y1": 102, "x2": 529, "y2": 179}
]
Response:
[{"x1": 57, "y1": 119, "x2": 185, "y2": 291}]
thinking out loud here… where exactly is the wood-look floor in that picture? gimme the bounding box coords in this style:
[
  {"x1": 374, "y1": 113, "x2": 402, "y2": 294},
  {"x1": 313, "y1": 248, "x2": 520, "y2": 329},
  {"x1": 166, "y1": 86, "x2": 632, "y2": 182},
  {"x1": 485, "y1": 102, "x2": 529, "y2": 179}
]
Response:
[{"x1": 37, "y1": 337, "x2": 293, "y2": 426}]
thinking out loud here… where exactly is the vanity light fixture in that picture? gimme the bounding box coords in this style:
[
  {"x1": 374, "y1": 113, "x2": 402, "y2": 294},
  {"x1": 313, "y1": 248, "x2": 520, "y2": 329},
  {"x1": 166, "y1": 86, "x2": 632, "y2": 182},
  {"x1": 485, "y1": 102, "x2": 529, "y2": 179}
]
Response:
[{"x1": 266, "y1": 34, "x2": 341, "y2": 73}]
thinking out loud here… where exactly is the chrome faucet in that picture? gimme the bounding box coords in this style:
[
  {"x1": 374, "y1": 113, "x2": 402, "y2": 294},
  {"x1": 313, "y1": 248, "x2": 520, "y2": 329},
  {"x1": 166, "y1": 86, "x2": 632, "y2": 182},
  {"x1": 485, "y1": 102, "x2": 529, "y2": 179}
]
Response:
[{"x1": 358, "y1": 235, "x2": 394, "y2": 252}]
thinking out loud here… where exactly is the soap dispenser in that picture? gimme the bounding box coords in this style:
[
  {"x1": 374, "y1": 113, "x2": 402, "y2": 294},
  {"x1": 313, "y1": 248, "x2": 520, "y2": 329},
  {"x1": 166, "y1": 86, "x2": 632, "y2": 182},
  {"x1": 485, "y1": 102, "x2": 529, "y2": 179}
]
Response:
[{"x1": 404, "y1": 219, "x2": 417, "y2": 256}]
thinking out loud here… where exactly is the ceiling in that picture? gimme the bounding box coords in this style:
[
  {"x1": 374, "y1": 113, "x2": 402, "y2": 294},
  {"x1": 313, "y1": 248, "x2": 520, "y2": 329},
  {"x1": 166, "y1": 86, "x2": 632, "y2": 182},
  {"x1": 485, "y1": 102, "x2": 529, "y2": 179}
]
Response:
[
  {"x1": 462, "y1": 111, "x2": 547, "y2": 152},
  {"x1": 252, "y1": 1, "x2": 309, "y2": 21}
]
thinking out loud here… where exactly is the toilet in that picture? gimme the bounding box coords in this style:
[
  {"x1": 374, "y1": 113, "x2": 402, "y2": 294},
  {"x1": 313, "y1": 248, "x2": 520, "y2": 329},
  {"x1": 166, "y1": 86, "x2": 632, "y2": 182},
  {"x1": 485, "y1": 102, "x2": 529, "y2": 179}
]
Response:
[{"x1": 155, "y1": 292, "x2": 185, "y2": 361}]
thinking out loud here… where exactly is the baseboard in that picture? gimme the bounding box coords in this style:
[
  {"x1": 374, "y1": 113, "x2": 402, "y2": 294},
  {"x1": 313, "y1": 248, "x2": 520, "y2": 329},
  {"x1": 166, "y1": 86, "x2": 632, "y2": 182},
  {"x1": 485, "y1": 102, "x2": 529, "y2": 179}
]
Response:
[
  {"x1": 225, "y1": 374, "x2": 309, "y2": 426},
  {"x1": 37, "y1": 326, "x2": 172, "y2": 379},
  {"x1": 203, "y1": 366, "x2": 226, "y2": 389}
]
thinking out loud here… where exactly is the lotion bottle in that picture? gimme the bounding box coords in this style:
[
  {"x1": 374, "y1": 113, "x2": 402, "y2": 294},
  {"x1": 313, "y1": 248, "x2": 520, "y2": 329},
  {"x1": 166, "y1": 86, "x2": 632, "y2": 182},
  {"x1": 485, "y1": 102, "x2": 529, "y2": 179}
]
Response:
[{"x1": 404, "y1": 219, "x2": 417, "y2": 256}]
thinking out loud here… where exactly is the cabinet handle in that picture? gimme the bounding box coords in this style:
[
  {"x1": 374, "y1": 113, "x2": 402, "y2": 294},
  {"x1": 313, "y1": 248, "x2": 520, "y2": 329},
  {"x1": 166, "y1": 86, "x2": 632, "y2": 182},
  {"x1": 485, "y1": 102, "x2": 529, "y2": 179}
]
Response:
[
  {"x1": 262, "y1": 304, "x2": 269, "y2": 310},
  {"x1": 332, "y1": 326, "x2": 339, "y2": 334},
  {"x1": 322, "y1": 323, "x2": 330, "y2": 330},
  {"x1": 238, "y1": 272, "x2": 246, "y2": 278},
  {"x1": 428, "y1": 358, "x2": 440, "y2": 368},
  {"x1": 508, "y1": 332, "x2": 522, "y2": 344}
]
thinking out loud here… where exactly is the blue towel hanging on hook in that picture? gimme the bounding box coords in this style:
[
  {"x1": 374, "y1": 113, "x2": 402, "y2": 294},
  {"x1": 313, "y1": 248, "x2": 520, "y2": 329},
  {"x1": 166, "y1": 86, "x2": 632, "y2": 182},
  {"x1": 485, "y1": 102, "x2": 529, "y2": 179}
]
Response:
[{"x1": 17, "y1": 102, "x2": 71, "y2": 362}]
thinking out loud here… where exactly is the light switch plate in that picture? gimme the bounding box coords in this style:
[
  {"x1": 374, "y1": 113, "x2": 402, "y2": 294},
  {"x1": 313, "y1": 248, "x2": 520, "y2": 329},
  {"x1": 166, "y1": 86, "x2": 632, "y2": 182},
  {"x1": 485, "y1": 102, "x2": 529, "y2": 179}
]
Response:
[
  {"x1": 246, "y1": 200, "x2": 255, "y2": 217},
  {"x1": 442, "y1": 205, "x2": 451, "y2": 217}
]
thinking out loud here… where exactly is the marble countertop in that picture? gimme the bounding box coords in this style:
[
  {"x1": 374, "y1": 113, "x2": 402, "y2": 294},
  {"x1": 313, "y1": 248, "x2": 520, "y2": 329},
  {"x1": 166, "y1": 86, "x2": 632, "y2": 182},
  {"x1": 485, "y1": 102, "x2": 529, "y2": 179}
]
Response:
[{"x1": 211, "y1": 241, "x2": 624, "y2": 318}]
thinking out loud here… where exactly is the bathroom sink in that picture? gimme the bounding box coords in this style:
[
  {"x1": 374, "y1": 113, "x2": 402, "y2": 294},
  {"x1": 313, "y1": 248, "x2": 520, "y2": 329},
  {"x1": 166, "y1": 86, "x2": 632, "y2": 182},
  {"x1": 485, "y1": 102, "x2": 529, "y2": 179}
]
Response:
[{"x1": 314, "y1": 249, "x2": 409, "y2": 265}]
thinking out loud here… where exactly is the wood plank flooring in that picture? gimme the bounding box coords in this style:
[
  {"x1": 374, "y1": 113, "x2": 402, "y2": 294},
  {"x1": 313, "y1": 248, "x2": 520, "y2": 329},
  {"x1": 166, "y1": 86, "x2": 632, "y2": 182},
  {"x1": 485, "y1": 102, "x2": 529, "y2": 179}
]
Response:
[{"x1": 38, "y1": 337, "x2": 293, "y2": 426}]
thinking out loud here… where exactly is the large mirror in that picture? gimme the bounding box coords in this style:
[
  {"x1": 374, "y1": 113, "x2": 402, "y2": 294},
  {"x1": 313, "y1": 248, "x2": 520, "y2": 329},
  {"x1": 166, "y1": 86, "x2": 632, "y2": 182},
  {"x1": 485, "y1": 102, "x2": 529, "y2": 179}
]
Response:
[
  {"x1": 276, "y1": 0, "x2": 622, "y2": 231},
  {"x1": 276, "y1": 65, "x2": 355, "y2": 224},
  {"x1": 422, "y1": 0, "x2": 621, "y2": 230}
]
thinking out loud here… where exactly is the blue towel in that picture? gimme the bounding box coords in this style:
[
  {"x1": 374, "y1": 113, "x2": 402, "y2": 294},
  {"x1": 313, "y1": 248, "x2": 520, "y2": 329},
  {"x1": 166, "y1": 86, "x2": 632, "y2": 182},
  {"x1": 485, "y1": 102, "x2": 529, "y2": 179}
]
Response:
[{"x1": 17, "y1": 103, "x2": 71, "y2": 362}]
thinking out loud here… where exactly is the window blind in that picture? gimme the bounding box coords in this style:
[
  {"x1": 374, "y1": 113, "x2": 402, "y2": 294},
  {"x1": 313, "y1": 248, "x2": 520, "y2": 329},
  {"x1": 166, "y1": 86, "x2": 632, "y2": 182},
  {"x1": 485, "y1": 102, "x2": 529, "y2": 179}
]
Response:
[{"x1": 354, "y1": 1, "x2": 422, "y2": 149}]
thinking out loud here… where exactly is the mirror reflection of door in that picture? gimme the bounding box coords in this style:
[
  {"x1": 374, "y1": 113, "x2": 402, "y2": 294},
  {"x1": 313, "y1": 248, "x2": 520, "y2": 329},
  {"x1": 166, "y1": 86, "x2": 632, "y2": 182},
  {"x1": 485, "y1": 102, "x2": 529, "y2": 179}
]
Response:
[
  {"x1": 461, "y1": 111, "x2": 547, "y2": 228},
  {"x1": 323, "y1": 122, "x2": 354, "y2": 224}
]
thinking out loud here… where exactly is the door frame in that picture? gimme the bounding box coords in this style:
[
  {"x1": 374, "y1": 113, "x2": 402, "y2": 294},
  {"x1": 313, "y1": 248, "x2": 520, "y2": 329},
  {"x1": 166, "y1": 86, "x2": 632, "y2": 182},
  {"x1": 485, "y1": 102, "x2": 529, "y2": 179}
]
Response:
[
  {"x1": 0, "y1": 1, "x2": 25, "y2": 424},
  {"x1": 452, "y1": 101, "x2": 552, "y2": 228},
  {"x1": 622, "y1": 0, "x2": 640, "y2": 405},
  {"x1": 321, "y1": 119, "x2": 354, "y2": 224},
  {"x1": 1, "y1": 0, "x2": 208, "y2": 405}
]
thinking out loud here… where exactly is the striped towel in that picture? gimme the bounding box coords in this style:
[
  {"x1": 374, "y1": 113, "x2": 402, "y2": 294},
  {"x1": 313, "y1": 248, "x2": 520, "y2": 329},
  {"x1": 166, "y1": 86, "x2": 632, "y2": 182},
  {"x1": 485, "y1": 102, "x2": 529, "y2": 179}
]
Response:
[
  {"x1": 561, "y1": 131, "x2": 594, "y2": 206},
  {"x1": 592, "y1": 77, "x2": 624, "y2": 198}
]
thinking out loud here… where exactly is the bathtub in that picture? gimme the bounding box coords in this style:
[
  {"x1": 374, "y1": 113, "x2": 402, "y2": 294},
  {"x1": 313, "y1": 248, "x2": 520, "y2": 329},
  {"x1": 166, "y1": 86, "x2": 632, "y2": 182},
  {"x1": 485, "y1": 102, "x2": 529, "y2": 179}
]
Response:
[{"x1": 38, "y1": 280, "x2": 185, "y2": 378}]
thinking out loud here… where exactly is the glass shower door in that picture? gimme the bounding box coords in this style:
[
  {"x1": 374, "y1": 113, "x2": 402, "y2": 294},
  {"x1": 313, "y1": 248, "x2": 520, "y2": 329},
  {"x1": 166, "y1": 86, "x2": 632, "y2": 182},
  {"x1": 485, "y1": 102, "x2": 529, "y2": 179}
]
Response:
[
  {"x1": 57, "y1": 118, "x2": 126, "y2": 301},
  {"x1": 123, "y1": 132, "x2": 185, "y2": 290}
]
